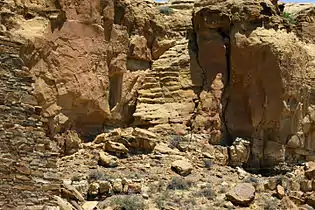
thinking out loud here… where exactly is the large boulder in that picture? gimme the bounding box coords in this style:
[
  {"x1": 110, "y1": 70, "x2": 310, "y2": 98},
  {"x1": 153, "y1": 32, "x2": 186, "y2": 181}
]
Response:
[{"x1": 226, "y1": 183, "x2": 255, "y2": 206}]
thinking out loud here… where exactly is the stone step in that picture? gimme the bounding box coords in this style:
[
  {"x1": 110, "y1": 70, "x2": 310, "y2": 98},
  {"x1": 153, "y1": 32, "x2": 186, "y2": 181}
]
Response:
[
  {"x1": 159, "y1": 71, "x2": 180, "y2": 77},
  {"x1": 143, "y1": 76, "x2": 159, "y2": 83},
  {"x1": 165, "y1": 92, "x2": 181, "y2": 99},
  {"x1": 141, "y1": 82, "x2": 160, "y2": 89},
  {"x1": 139, "y1": 91, "x2": 164, "y2": 99},
  {"x1": 160, "y1": 76, "x2": 179, "y2": 83},
  {"x1": 161, "y1": 81, "x2": 179, "y2": 86},
  {"x1": 139, "y1": 87, "x2": 163, "y2": 93},
  {"x1": 137, "y1": 97, "x2": 165, "y2": 104},
  {"x1": 162, "y1": 85, "x2": 181, "y2": 92}
]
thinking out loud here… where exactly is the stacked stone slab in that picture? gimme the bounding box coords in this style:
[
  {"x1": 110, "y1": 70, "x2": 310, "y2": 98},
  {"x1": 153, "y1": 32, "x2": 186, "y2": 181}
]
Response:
[{"x1": 0, "y1": 38, "x2": 60, "y2": 209}]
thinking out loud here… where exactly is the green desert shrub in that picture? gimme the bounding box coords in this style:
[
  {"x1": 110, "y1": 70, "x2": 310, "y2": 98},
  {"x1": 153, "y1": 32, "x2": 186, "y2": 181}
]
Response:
[
  {"x1": 111, "y1": 195, "x2": 144, "y2": 210},
  {"x1": 159, "y1": 6, "x2": 173, "y2": 15},
  {"x1": 167, "y1": 176, "x2": 193, "y2": 190},
  {"x1": 282, "y1": 12, "x2": 296, "y2": 24},
  {"x1": 195, "y1": 184, "x2": 216, "y2": 200}
]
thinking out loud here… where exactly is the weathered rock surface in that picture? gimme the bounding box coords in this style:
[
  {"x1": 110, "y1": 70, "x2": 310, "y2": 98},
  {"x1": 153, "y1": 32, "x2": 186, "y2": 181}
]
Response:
[
  {"x1": 1, "y1": 0, "x2": 315, "y2": 208},
  {"x1": 98, "y1": 151, "x2": 118, "y2": 168},
  {"x1": 193, "y1": 0, "x2": 315, "y2": 168},
  {"x1": 226, "y1": 183, "x2": 255, "y2": 206},
  {"x1": 229, "y1": 138, "x2": 250, "y2": 167},
  {"x1": 171, "y1": 159, "x2": 193, "y2": 176}
]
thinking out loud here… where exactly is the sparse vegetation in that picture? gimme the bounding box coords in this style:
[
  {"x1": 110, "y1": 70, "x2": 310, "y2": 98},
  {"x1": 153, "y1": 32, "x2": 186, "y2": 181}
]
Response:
[
  {"x1": 156, "y1": 190, "x2": 196, "y2": 209},
  {"x1": 263, "y1": 197, "x2": 278, "y2": 210},
  {"x1": 282, "y1": 12, "x2": 296, "y2": 24},
  {"x1": 71, "y1": 174, "x2": 81, "y2": 182},
  {"x1": 203, "y1": 159, "x2": 213, "y2": 169},
  {"x1": 111, "y1": 195, "x2": 144, "y2": 210},
  {"x1": 195, "y1": 184, "x2": 216, "y2": 200},
  {"x1": 244, "y1": 176, "x2": 259, "y2": 184},
  {"x1": 167, "y1": 176, "x2": 193, "y2": 190},
  {"x1": 88, "y1": 169, "x2": 114, "y2": 181},
  {"x1": 219, "y1": 185, "x2": 228, "y2": 194},
  {"x1": 159, "y1": 6, "x2": 173, "y2": 15},
  {"x1": 156, "y1": 191, "x2": 170, "y2": 209},
  {"x1": 169, "y1": 135, "x2": 182, "y2": 149},
  {"x1": 89, "y1": 169, "x2": 105, "y2": 180}
]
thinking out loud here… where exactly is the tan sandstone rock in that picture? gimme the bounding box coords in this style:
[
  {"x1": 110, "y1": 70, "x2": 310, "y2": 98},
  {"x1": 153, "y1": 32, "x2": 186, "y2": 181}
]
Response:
[
  {"x1": 171, "y1": 159, "x2": 193, "y2": 176},
  {"x1": 226, "y1": 183, "x2": 256, "y2": 207}
]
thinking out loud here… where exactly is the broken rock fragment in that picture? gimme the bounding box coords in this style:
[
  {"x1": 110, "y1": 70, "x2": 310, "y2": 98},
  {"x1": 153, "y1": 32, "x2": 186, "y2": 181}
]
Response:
[
  {"x1": 98, "y1": 151, "x2": 118, "y2": 168},
  {"x1": 171, "y1": 159, "x2": 193, "y2": 176},
  {"x1": 104, "y1": 141, "x2": 129, "y2": 156}
]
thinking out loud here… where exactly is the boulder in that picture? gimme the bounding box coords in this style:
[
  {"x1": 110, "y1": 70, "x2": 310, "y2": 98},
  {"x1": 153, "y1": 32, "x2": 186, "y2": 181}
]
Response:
[
  {"x1": 276, "y1": 185, "x2": 285, "y2": 198},
  {"x1": 226, "y1": 183, "x2": 255, "y2": 206},
  {"x1": 305, "y1": 162, "x2": 315, "y2": 179},
  {"x1": 128, "y1": 35, "x2": 152, "y2": 61},
  {"x1": 306, "y1": 192, "x2": 315, "y2": 208},
  {"x1": 54, "y1": 196, "x2": 74, "y2": 210},
  {"x1": 281, "y1": 196, "x2": 299, "y2": 210},
  {"x1": 98, "y1": 151, "x2": 118, "y2": 168},
  {"x1": 104, "y1": 141, "x2": 129, "y2": 156},
  {"x1": 153, "y1": 143, "x2": 179, "y2": 155},
  {"x1": 131, "y1": 128, "x2": 157, "y2": 151},
  {"x1": 152, "y1": 39, "x2": 176, "y2": 60},
  {"x1": 82, "y1": 201, "x2": 99, "y2": 210},
  {"x1": 111, "y1": 179, "x2": 123, "y2": 193},
  {"x1": 88, "y1": 182, "x2": 100, "y2": 196},
  {"x1": 229, "y1": 138, "x2": 250, "y2": 167},
  {"x1": 171, "y1": 159, "x2": 193, "y2": 176},
  {"x1": 61, "y1": 183, "x2": 85, "y2": 202}
]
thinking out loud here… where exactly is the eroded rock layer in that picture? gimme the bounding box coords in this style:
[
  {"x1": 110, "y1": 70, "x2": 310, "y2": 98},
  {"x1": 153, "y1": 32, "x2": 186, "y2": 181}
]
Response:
[
  {"x1": 193, "y1": 0, "x2": 315, "y2": 167},
  {"x1": 0, "y1": 0, "x2": 315, "y2": 208},
  {"x1": 0, "y1": 38, "x2": 60, "y2": 208}
]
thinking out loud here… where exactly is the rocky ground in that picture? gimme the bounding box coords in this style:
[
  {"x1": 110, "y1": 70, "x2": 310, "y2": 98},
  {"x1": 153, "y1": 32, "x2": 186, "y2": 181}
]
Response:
[{"x1": 55, "y1": 129, "x2": 315, "y2": 210}]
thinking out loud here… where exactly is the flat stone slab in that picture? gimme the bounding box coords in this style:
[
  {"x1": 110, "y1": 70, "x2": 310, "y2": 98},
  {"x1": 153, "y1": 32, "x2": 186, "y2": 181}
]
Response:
[{"x1": 226, "y1": 183, "x2": 255, "y2": 206}]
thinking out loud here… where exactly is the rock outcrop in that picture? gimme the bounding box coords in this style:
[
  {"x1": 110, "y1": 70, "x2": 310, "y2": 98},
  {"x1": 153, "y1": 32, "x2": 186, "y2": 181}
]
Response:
[
  {"x1": 193, "y1": 0, "x2": 315, "y2": 168},
  {"x1": 1, "y1": 0, "x2": 315, "y2": 208}
]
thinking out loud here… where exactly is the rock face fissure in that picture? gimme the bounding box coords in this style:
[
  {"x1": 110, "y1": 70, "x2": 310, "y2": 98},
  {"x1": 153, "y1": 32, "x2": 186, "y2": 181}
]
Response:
[
  {"x1": 109, "y1": 74, "x2": 123, "y2": 110},
  {"x1": 222, "y1": 31, "x2": 232, "y2": 146},
  {"x1": 193, "y1": 0, "x2": 315, "y2": 169},
  {"x1": 0, "y1": 38, "x2": 61, "y2": 208}
]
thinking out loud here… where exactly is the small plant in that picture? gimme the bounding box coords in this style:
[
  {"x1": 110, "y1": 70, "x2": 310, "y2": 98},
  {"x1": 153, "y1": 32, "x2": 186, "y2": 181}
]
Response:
[
  {"x1": 88, "y1": 169, "x2": 105, "y2": 181},
  {"x1": 71, "y1": 174, "x2": 81, "y2": 182},
  {"x1": 159, "y1": 6, "x2": 173, "y2": 15},
  {"x1": 169, "y1": 135, "x2": 182, "y2": 149},
  {"x1": 263, "y1": 197, "x2": 278, "y2": 210},
  {"x1": 203, "y1": 159, "x2": 213, "y2": 169},
  {"x1": 219, "y1": 186, "x2": 228, "y2": 194},
  {"x1": 167, "y1": 176, "x2": 192, "y2": 190},
  {"x1": 156, "y1": 191, "x2": 169, "y2": 209},
  {"x1": 111, "y1": 195, "x2": 144, "y2": 210},
  {"x1": 195, "y1": 184, "x2": 216, "y2": 200},
  {"x1": 244, "y1": 177, "x2": 259, "y2": 184},
  {"x1": 282, "y1": 12, "x2": 296, "y2": 24}
]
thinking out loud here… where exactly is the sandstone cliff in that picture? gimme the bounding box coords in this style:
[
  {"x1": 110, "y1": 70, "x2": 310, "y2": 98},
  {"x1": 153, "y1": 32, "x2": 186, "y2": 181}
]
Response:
[{"x1": 0, "y1": 0, "x2": 315, "y2": 209}]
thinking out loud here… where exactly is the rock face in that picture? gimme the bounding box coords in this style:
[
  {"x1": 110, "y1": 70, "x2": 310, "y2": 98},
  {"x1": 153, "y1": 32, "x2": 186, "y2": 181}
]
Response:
[
  {"x1": 1, "y1": 0, "x2": 315, "y2": 208},
  {"x1": 0, "y1": 38, "x2": 60, "y2": 208},
  {"x1": 193, "y1": 0, "x2": 315, "y2": 168}
]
